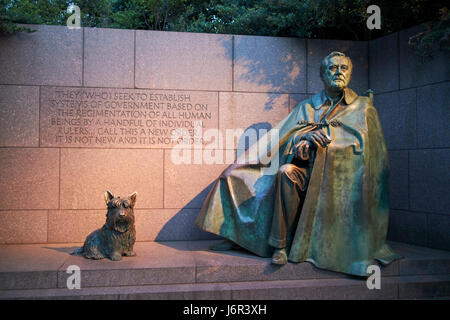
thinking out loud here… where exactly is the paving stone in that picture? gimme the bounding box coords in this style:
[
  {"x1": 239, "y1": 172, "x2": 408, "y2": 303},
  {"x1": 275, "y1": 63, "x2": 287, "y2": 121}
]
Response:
[
  {"x1": 0, "y1": 244, "x2": 71, "y2": 289},
  {"x1": 398, "y1": 274, "x2": 450, "y2": 298},
  {"x1": 57, "y1": 241, "x2": 196, "y2": 288}
]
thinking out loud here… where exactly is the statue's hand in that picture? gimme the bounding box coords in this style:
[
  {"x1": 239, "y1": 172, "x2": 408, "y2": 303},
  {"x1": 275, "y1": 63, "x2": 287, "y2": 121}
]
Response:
[
  {"x1": 293, "y1": 140, "x2": 312, "y2": 160},
  {"x1": 301, "y1": 130, "x2": 331, "y2": 149}
]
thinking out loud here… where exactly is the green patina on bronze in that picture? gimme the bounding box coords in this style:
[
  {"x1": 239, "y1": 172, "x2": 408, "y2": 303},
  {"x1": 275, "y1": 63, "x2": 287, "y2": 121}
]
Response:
[{"x1": 195, "y1": 52, "x2": 402, "y2": 276}]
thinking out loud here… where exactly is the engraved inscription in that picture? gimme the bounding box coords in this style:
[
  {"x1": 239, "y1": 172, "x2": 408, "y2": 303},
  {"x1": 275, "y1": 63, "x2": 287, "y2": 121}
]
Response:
[{"x1": 40, "y1": 87, "x2": 218, "y2": 148}]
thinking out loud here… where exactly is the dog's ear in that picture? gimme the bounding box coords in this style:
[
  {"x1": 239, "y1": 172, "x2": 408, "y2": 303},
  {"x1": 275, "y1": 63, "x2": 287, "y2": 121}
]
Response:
[
  {"x1": 104, "y1": 190, "x2": 116, "y2": 205},
  {"x1": 128, "y1": 192, "x2": 137, "y2": 208}
]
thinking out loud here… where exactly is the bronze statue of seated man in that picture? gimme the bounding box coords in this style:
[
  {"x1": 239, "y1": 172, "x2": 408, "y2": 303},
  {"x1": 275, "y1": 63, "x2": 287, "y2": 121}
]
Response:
[{"x1": 195, "y1": 51, "x2": 402, "y2": 276}]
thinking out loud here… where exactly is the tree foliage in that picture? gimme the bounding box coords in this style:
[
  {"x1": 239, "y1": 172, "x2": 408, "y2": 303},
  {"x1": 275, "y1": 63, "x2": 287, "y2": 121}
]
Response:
[{"x1": 1, "y1": 0, "x2": 448, "y2": 56}]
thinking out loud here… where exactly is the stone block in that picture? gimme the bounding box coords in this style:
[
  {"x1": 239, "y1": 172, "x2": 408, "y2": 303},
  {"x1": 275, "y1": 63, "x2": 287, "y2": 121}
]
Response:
[
  {"x1": 0, "y1": 211, "x2": 47, "y2": 244},
  {"x1": 0, "y1": 85, "x2": 39, "y2": 147},
  {"x1": 83, "y1": 28, "x2": 134, "y2": 88},
  {"x1": 188, "y1": 241, "x2": 338, "y2": 284},
  {"x1": 136, "y1": 30, "x2": 232, "y2": 91},
  {"x1": 234, "y1": 35, "x2": 306, "y2": 93},
  {"x1": 387, "y1": 210, "x2": 427, "y2": 246},
  {"x1": 48, "y1": 208, "x2": 216, "y2": 244},
  {"x1": 47, "y1": 210, "x2": 106, "y2": 243},
  {"x1": 136, "y1": 209, "x2": 219, "y2": 241},
  {"x1": 416, "y1": 82, "x2": 450, "y2": 148},
  {"x1": 399, "y1": 25, "x2": 450, "y2": 89},
  {"x1": 374, "y1": 89, "x2": 416, "y2": 150},
  {"x1": 428, "y1": 214, "x2": 450, "y2": 251},
  {"x1": 0, "y1": 243, "x2": 70, "y2": 289},
  {"x1": 0, "y1": 148, "x2": 59, "y2": 210},
  {"x1": 219, "y1": 92, "x2": 289, "y2": 150},
  {"x1": 118, "y1": 282, "x2": 232, "y2": 300},
  {"x1": 388, "y1": 150, "x2": 409, "y2": 210},
  {"x1": 57, "y1": 241, "x2": 196, "y2": 288},
  {"x1": 60, "y1": 148, "x2": 163, "y2": 209},
  {"x1": 389, "y1": 242, "x2": 450, "y2": 275},
  {"x1": 0, "y1": 24, "x2": 82, "y2": 86},
  {"x1": 409, "y1": 149, "x2": 450, "y2": 215},
  {"x1": 369, "y1": 33, "x2": 399, "y2": 93},
  {"x1": 164, "y1": 150, "x2": 229, "y2": 209},
  {"x1": 307, "y1": 39, "x2": 368, "y2": 95},
  {"x1": 229, "y1": 278, "x2": 397, "y2": 300},
  {"x1": 398, "y1": 275, "x2": 450, "y2": 299}
]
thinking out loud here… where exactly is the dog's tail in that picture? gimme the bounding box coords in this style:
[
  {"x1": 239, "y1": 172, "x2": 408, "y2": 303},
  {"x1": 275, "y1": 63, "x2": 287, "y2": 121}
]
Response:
[{"x1": 70, "y1": 247, "x2": 84, "y2": 255}]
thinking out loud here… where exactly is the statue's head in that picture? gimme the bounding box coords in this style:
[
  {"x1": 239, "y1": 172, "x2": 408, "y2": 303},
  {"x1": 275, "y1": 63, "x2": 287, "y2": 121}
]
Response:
[{"x1": 320, "y1": 51, "x2": 353, "y2": 93}]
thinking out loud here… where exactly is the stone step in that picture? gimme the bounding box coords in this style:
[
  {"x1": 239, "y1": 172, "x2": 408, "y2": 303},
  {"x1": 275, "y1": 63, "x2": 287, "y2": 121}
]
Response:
[
  {"x1": 1, "y1": 274, "x2": 450, "y2": 300},
  {"x1": 0, "y1": 240, "x2": 449, "y2": 299}
]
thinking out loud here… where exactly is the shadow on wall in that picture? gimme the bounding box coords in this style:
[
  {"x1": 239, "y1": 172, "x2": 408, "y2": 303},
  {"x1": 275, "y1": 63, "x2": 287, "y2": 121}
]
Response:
[
  {"x1": 155, "y1": 122, "x2": 273, "y2": 242},
  {"x1": 154, "y1": 35, "x2": 303, "y2": 243},
  {"x1": 233, "y1": 36, "x2": 307, "y2": 110}
]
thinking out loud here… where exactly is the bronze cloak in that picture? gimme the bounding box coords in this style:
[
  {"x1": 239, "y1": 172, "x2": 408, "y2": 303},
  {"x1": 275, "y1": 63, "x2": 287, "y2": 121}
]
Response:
[{"x1": 195, "y1": 89, "x2": 402, "y2": 276}]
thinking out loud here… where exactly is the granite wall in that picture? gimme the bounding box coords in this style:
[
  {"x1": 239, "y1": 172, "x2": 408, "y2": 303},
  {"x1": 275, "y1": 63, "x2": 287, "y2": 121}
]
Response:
[
  {"x1": 0, "y1": 24, "x2": 447, "y2": 250},
  {"x1": 371, "y1": 26, "x2": 450, "y2": 251}
]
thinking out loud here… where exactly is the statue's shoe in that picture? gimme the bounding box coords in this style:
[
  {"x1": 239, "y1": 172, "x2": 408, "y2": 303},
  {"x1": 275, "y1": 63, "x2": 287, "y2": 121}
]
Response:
[
  {"x1": 271, "y1": 248, "x2": 288, "y2": 265},
  {"x1": 210, "y1": 240, "x2": 240, "y2": 251}
]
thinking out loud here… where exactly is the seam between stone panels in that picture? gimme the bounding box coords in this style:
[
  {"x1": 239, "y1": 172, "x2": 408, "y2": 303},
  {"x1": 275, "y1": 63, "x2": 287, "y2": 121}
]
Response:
[
  {"x1": 59, "y1": 148, "x2": 61, "y2": 210},
  {"x1": 406, "y1": 150, "x2": 409, "y2": 212},
  {"x1": 162, "y1": 149, "x2": 165, "y2": 209},
  {"x1": 217, "y1": 91, "x2": 220, "y2": 130},
  {"x1": 47, "y1": 210, "x2": 49, "y2": 243},
  {"x1": 33, "y1": 83, "x2": 311, "y2": 95},
  {"x1": 397, "y1": 31, "x2": 400, "y2": 91},
  {"x1": 231, "y1": 35, "x2": 235, "y2": 92},
  {"x1": 426, "y1": 211, "x2": 429, "y2": 247},
  {"x1": 408, "y1": 149, "x2": 411, "y2": 211},
  {"x1": 38, "y1": 86, "x2": 41, "y2": 147},
  {"x1": 82, "y1": 27, "x2": 85, "y2": 87},
  {"x1": 415, "y1": 88, "x2": 418, "y2": 148},
  {"x1": 134, "y1": 30, "x2": 136, "y2": 89}
]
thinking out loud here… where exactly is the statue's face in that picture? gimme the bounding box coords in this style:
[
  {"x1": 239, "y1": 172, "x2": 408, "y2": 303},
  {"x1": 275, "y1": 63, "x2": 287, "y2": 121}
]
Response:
[{"x1": 321, "y1": 56, "x2": 352, "y2": 92}]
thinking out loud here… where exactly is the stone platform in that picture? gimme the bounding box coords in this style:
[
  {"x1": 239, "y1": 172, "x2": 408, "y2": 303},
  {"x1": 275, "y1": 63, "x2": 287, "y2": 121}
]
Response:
[{"x1": 0, "y1": 240, "x2": 449, "y2": 300}]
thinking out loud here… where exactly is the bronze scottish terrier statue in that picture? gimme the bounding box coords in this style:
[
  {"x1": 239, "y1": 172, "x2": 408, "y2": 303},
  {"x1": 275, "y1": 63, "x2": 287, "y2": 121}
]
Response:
[{"x1": 71, "y1": 190, "x2": 137, "y2": 261}]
